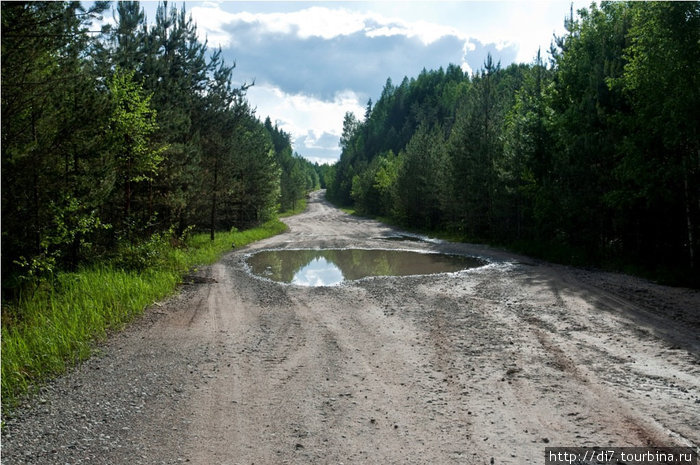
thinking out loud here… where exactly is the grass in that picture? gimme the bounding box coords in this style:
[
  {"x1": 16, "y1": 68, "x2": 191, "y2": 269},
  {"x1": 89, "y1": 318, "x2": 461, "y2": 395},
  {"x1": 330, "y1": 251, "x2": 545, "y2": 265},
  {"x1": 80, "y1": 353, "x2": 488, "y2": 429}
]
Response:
[
  {"x1": 1, "y1": 219, "x2": 288, "y2": 409},
  {"x1": 278, "y1": 198, "x2": 308, "y2": 218}
]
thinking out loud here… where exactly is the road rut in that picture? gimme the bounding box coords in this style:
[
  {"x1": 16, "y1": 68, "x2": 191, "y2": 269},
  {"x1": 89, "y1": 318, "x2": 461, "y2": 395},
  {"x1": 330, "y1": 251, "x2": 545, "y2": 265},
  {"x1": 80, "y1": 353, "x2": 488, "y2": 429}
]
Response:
[{"x1": 3, "y1": 190, "x2": 699, "y2": 464}]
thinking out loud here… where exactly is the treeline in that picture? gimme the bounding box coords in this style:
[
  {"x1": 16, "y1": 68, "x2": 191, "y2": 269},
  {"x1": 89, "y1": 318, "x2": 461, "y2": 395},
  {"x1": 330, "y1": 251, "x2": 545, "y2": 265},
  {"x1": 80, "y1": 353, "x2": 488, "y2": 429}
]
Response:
[
  {"x1": 328, "y1": 2, "x2": 699, "y2": 283},
  {"x1": 1, "y1": 1, "x2": 318, "y2": 292},
  {"x1": 264, "y1": 117, "x2": 321, "y2": 212}
]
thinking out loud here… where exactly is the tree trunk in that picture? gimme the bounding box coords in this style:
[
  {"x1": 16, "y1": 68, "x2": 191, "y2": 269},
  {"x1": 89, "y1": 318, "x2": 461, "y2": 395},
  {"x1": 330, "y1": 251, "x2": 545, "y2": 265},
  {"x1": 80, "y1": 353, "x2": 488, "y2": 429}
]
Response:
[
  {"x1": 210, "y1": 155, "x2": 219, "y2": 241},
  {"x1": 683, "y1": 166, "x2": 696, "y2": 268}
]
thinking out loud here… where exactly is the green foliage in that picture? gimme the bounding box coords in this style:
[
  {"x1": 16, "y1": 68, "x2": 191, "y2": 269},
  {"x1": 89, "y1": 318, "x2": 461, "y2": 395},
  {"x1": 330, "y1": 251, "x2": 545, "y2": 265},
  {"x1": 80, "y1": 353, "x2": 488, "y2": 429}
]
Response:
[
  {"x1": 106, "y1": 69, "x2": 166, "y2": 240},
  {"x1": 313, "y1": 162, "x2": 335, "y2": 189},
  {"x1": 373, "y1": 151, "x2": 402, "y2": 216},
  {"x1": 112, "y1": 227, "x2": 174, "y2": 271},
  {"x1": 398, "y1": 126, "x2": 448, "y2": 228},
  {"x1": 2, "y1": 1, "x2": 307, "y2": 293},
  {"x1": 446, "y1": 56, "x2": 506, "y2": 238},
  {"x1": 612, "y1": 2, "x2": 700, "y2": 267},
  {"x1": 264, "y1": 117, "x2": 319, "y2": 212},
  {"x1": 2, "y1": 1, "x2": 112, "y2": 284},
  {"x1": 1, "y1": 265, "x2": 180, "y2": 408},
  {"x1": 1, "y1": 220, "x2": 287, "y2": 408},
  {"x1": 0, "y1": 0, "x2": 311, "y2": 407},
  {"x1": 279, "y1": 198, "x2": 308, "y2": 217},
  {"x1": 501, "y1": 51, "x2": 554, "y2": 241},
  {"x1": 108, "y1": 69, "x2": 163, "y2": 184},
  {"x1": 327, "y1": 2, "x2": 700, "y2": 282},
  {"x1": 328, "y1": 66, "x2": 467, "y2": 207}
]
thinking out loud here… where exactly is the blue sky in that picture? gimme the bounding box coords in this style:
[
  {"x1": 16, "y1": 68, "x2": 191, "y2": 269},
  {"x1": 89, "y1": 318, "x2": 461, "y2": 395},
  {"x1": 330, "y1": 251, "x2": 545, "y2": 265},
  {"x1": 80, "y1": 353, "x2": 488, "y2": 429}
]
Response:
[{"x1": 134, "y1": 1, "x2": 585, "y2": 164}]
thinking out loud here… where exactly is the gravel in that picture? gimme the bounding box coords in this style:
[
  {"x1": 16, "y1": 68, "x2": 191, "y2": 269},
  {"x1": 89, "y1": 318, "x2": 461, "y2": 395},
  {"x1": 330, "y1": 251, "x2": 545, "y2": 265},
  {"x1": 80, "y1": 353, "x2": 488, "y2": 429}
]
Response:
[{"x1": 3, "y1": 191, "x2": 699, "y2": 464}]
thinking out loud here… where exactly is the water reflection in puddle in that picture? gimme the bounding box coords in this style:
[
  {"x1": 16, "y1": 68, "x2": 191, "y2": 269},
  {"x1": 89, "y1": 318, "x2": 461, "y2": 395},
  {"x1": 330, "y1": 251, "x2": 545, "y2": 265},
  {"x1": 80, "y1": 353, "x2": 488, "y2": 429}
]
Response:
[{"x1": 246, "y1": 249, "x2": 486, "y2": 286}]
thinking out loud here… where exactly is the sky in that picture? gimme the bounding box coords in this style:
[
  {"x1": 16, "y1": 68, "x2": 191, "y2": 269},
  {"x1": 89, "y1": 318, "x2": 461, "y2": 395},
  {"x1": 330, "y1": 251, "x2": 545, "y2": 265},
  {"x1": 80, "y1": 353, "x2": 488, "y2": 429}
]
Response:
[{"x1": 136, "y1": 1, "x2": 586, "y2": 164}]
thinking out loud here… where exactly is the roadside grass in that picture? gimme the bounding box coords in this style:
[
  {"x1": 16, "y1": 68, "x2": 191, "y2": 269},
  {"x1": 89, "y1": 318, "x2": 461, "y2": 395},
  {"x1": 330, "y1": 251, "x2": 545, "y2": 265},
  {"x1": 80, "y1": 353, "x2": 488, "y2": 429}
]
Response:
[
  {"x1": 1, "y1": 219, "x2": 287, "y2": 410},
  {"x1": 278, "y1": 198, "x2": 308, "y2": 218}
]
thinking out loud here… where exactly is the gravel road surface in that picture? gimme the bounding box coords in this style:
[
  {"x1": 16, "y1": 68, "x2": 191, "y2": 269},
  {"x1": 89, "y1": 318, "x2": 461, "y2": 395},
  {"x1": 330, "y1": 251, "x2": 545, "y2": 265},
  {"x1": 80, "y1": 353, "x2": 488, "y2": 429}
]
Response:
[{"x1": 3, "y1": 190, "x2": 699, "y2": 464}]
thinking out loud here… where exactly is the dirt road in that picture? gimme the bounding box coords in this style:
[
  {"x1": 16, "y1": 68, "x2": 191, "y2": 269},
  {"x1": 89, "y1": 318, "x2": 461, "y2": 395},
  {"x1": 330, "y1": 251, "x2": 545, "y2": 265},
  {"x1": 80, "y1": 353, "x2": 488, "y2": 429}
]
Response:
[{"x1": 3, "y1": 190, "x2": 699, "y2": 464}]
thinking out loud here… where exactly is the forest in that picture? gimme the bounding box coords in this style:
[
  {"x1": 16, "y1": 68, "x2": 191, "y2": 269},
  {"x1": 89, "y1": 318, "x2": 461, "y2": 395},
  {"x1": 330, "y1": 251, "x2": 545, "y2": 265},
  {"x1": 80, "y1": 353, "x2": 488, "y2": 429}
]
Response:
[
  {"x1": 327, "y1": 1, "x2": 699, "y2": 285},
  {"x1": 1, "y1": 1, "x2": 322, "y2": 294}
]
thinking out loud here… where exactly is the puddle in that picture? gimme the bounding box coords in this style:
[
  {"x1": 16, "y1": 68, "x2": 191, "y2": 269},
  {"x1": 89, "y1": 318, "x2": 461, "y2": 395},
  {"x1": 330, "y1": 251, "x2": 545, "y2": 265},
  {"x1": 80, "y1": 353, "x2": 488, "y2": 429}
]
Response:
[{"x1": 245, "y1": 249, "x2": 486, "y2": 286}]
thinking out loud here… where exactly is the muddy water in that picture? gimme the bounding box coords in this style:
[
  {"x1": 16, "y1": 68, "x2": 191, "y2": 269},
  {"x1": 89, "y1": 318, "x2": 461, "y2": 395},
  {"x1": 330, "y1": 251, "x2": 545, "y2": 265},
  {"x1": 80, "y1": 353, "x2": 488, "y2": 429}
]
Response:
[{"x1": 245, "y1": 249, "x2": 486, "y2": 286}]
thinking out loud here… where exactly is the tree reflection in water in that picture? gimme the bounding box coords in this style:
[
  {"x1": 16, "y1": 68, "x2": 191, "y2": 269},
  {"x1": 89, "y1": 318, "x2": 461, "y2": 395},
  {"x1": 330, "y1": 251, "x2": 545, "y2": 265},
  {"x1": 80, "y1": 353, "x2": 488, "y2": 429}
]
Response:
[{"x1": 246, "y1": 249, "x2": 485, "y2": 286}]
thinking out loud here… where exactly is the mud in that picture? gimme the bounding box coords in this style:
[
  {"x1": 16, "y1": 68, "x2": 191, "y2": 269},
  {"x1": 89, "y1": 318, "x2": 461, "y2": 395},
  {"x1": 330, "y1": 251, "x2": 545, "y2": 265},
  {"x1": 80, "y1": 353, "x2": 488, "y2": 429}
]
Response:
[{"x1": 3, "y1": 190, "x2": 699, "y2": 464}]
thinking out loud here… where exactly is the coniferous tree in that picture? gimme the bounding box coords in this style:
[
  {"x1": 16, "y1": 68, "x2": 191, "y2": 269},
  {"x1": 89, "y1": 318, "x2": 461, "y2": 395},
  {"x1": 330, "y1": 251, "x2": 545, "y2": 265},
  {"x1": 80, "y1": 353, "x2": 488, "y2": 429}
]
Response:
[
  {"x1": 614, "y1": 1, "x2": 700, "y2": 268},
  {"x1": 1, "y1": 1, "x2": 309, "y2": 292},
  {"x1": 2, "y1": 1, "x2": 110, "y2": 281},
  {"x1": 446, "y1": 55, "x2": 503, "y2": 237},
  {"x1": 326, "y1": 2, "x2": 699, "y2": 283},
  {"x1": 397, "y1": 125, "x2": 448, "y2": 228}
]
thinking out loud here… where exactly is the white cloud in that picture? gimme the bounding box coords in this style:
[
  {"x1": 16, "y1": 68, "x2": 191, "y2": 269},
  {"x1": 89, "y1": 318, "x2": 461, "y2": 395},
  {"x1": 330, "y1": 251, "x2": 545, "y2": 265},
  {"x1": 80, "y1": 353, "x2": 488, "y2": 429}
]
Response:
[
  {"x1": 500, "y1": 2, "x2": 561, "y2": 63},
  {"x1": 191, "y1": 4, "x2": 479, "y2": 93},
  {"x1": 189, "y1": 6, "x2": 362, "y2": 47},
  {"x1": 301, "y1": 131, "x2": 339, "y2": 151},
  {"x1": 362, "y1": 17, "x2": 468, "y2": 46},
  {"x1": 188, "y1": 5, "x2": 237, "y2": 48},
  {"x1": 455, "y1": 1, "x2": 589, "y2": 64},
  {"x1": 247, "y1": 84, "x2": 365, "y2": 162},
  {"x1": 291, "y1": 257, "x2": 344, "y2": 286},
  {"x1": 189, "y1": 4, "x2": 475, "y2": 76},
  {"x1": 190, "y1": 5, "x2": 470, "y2": 47},
  {"x1": 185, "y1": 3, "x2": 527, "y2": 162},
  {"x1": 461, "y1": 40, "x2": 476, "y2": 74},
  {"x1": 248, "y1": 84, "x2": 364, "y2": 138},
  {"x1": 89, "y1": 7, "x2": 116, "y2": 33},
  {"x1": 188, "y1": 3, "x2": 567, "y2": 71}
]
